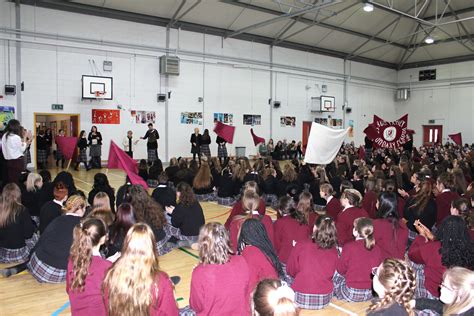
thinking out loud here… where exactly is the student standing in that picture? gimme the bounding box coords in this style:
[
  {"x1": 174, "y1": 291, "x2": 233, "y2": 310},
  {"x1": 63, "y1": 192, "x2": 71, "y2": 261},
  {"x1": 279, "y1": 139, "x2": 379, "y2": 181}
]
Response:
[
  {"x1": 190, "y1": 128, "x2": 202, "y2": 163},
  {"x1": 75, "y1": 130, "x2": 90, "y2": 171},
  {"x1": 36, "y1": 129, "x2": 48, "y2": 170},
  {"x1": 140, "y1": 123, "x2": 159, "y2": 165},
  {"x1": 1, "y1": 119, "x2": 31, "y2": 185},
  {"x1": 55, "y1": 129, "x2": 66, "y2": 168},
  {"x1": 87, "y1": 126, "x2": 102, "y2": 169},
  {"x1": 216, "y1": 135, "x2": 228, "y2": 165},
  {"x1": 200, "y1": 129, "x2": 211, "y2": 159}
]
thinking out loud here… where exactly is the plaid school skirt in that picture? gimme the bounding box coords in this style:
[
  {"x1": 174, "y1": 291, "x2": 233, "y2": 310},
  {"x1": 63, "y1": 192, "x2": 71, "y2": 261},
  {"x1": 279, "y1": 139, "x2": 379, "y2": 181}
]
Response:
[
  {"x1": 55, "y1": 148, "x2": 64, "y2": 160},
  {"x1": 333, "y1": 271, "x2": 373, "y2": 302},
  {"x1": 179, "y1": 306, "x2": 196, "y2": 316},
  {"x1": 28, "y1": 252, "x2": 67, "y2": 283},
  {"x1": 195, "y1": 192, "x2": 216, "y2": 202},
  {"x1": 294, "y1": 291, "x2": 333, "y2": 310},
  {"x1": 147, "y1": 149, "x2": 158, "y2": 163},
  {"x1": 24, "y1": 149, "x2": 31, "y2": 164},
  {"x1": 89, "y1": 144, "x2": 101, "y2": 158},
  {"x1": 0, "y1": 233, "x2": 39, "y2": 263},
  {"x1": 216, "y1": 196, "x2": 236, "y2": 206},
  {"x1": 411, "y1": 261, "x2": 438, "y2": 299},
  {"x1": 263, "y1": 194, "x2": 278, "y2": 207},
  {"x1": 77, "y1": 148, "x2": 88, "y2": 162},
  {"x1": 200, "y1": 144, "x2": 211, "y2": 157},
  {"x1": 218, "y1": 145, "x2": 227, "y2": 158},
  {"x1": 36, "y1": 149, "x2": 48, "y2": 163}
]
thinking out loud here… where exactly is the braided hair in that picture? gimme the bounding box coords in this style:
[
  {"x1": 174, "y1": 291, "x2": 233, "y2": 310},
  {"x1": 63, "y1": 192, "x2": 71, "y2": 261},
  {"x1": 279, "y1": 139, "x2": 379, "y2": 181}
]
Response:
[
  {"x1": 435, "y1": 216, "x2": 474, "y2": 269},
  {"x1": 368, "y1": 258, "x2": 416, "y2": 316},
  {"x1": 237, "y1": 218, "x2": 285, "y2": 278}
]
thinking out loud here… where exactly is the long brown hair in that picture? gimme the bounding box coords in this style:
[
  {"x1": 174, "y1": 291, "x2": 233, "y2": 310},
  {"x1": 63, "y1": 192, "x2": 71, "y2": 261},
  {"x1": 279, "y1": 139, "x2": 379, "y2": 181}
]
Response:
[
  {"x1": 198, "y1": 222, "x2": 232, "y2": 264},
  {"x1": 193, "y1": 161, "x2": 212, "y2": 190},
  {"x1": 129, "y1": 185, "x2": 166, "y2": 229},
  {"x1": 69, "y1": 218, "x2": 107, "y2": 292},
  {"x1": 409, "y1": 180, "x2": 433, "y2": 213},
  {"x1": 296, "y1": 192, "x2": 314, "y2": 224},
  {"x1": 313, "y1": 215, "x2": 337, "y2": 249},
  {"x1": 176, "y1": 182, "x2": 197, "y2": 207},
  {"x1": 368, "y1": 258, "x2": 416, "y2": 316},
  {"x1": 282, "y1": 164, "x2": 297, "y2": 182},
  {"x1": 0, "y1": 183, "x2": 23, "y2": 228},
  {"x1": 354, "y1": 217, "x2": 375, "y2": 250},
  {"x1": 103, "y1": 223, "x2": 161, "y2": 315},
  {"x1": 443, "y1": 267, "x2": 474, "y2": 315},
  {"x1": 252, "y1": 279, "x2": 299, "y2": 316}
]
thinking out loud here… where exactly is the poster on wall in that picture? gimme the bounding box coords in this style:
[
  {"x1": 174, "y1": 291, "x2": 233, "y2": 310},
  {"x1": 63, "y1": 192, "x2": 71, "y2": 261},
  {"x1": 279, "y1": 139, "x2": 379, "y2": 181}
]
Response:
[
  {"x1": 0, "y1": 106, "x2": 15, "y2": 130},
  {"x1": 330, "y1": 119, "x2": 343, "y2": 129},
  {"x1": 213, "y1": 112, "x2": 234, "y2": 125},
  {"x1": 180, "y1": 112, "x2": 203, "y2": 125},
  {"x1": 280, "y1": 116, "x2": 296, "y2": 127},
  {"x1": 131, "y1": 111, "x2": 156, "y2": 124},
  {"x1": 92, "y1": 109, "x2": 121, "y2": 124},
  {"x1": 314, "y1": 118, "x2": 328, "y2": 126},
  {"x1": 243, "y1": 114, "x2": 261, "y2": 126}
]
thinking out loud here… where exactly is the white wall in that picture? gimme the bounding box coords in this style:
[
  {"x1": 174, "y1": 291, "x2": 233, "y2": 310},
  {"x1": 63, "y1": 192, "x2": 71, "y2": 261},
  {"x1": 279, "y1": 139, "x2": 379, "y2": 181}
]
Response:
[
  {"x1": 0, "y1": 0, "x2": 17, "y2": 110},
  {"x1": 397, "y1": 61, "x2": 474, "y2": 146},
  {"x1": 0, "y1": 1, "x2": 400, "y2": 162}
]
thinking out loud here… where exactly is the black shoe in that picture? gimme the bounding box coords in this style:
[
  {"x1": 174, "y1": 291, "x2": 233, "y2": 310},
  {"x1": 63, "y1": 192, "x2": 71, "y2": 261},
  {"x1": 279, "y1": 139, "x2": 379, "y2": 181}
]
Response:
[
  {"x1": 0, "y1": 268, "x2": 12, "y2": 278},
  {"x1": 170, "y1": 276, "x2": 181, "y2": 285}
]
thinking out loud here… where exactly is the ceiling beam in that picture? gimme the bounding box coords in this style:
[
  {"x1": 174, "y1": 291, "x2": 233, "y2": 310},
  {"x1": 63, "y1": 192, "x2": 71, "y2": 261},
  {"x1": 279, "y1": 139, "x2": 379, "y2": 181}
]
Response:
[
  {"x1": 400, "y1": 54, "x2": 474, "y2": 69},
  {"x1": 424, "y1": 5, "x2": 474, "y2": 21},
  {"x1": 167, "y1": 0, "x2": 187, "y2": 28},
  {"x1": 222, "y1": 0, "x2": 408, "y2": 49}
]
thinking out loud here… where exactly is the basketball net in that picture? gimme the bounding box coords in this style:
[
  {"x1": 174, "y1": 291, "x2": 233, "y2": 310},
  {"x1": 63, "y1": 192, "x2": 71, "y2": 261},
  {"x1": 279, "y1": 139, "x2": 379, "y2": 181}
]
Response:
[{"x1": 94, "y1": 91, "x2": 105, "y2": 98}]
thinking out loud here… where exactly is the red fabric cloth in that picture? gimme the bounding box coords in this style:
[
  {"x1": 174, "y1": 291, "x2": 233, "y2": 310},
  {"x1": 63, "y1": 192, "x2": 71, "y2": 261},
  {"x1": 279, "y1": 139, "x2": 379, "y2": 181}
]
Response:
[
  {"x1": 325, "y1": 197, "x2": 342, "y2": 220},
  {"x1": 286, "y1": 240, "x2": 338, "y2": 294},
  {"x1": 273, "y1": 216, "x2": 311, "y2": 264},
  {"x1": 336, "y1": 207, "x2": 369, "y2": 246},
  {"x1": 229, "y1": 214, "x2": 274, "y2": 252},
  {"x1": 361, "y1": 191, "x2": 378, "y2": 219},
  {"x1": 55, "y1": 136, "x2": 78, "y2": 160},
  {"x1": 364, "y1": 114, "x2": 410, "y2": 149},
  {"x1": 250, "y1": 128, "x2": 265, "y2": 146},
  {"x1": 107, "y1": 141, "x2": 148, "y2": 189},
  {"x1": 448, "y1": 133, "x2": 462, "y2": 146},
  {"x1": 435, "y1": 191, "x2": 459, "y2": 226},
  {"x1": 67, "y1": 256, "x2": 112, "y2": 316},
  {"x1": 241, "y1": 246, "x2": 278, "y2": 298},
  {"x1": 224, "y1": 199, "x2": 266, "y2": 230},
  {"x1": 190, "y1": 255, "x2": 250, "y2": 316},
  {"x1": 213, "y1": 121, "x2": 235, "y2": 144},
  {"x1": 408, "y1": 236, "x2": 445, "y2": 297},
  {"x1": 337, "y1": 240, "x2": 383, "y2": 289},
  {"x1": 373, "y1": 219, "x2": 409, "y2": 260}
]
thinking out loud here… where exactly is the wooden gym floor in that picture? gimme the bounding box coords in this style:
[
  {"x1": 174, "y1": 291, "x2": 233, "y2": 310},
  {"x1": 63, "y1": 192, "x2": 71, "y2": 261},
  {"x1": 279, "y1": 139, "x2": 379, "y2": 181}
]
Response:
[{"x1": 0, "y1": 167, "x2": 370, "y2": 316}]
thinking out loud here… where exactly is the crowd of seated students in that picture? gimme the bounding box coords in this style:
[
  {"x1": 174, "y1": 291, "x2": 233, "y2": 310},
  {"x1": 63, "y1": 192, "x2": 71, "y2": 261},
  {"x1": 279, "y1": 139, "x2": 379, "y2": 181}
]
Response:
[{"x1": 0, "y1": 140, "x2": 473, "y2": 315}]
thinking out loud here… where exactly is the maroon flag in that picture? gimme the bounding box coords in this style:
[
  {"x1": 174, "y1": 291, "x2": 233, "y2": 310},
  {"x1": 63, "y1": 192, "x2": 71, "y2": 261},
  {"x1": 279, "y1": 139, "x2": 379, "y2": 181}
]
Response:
[
  {"x1": 55, "y1": 136, "x2": 77, "y2": 160},
  {"x1": 363, "y1": 114, "x2": 410, "y2": 149},
  {"x1": 449, "y1": 133, "x2": 462, "y2": 146},
  {"x1": 107, "y1": 141, "x2": 148, "y2": 189},
  {"x1": 250, "y1": 128, "x2": 265, "y2": 146},
  {"x1": 214, "y1": 121, "x2": 235, "y2": 144}
]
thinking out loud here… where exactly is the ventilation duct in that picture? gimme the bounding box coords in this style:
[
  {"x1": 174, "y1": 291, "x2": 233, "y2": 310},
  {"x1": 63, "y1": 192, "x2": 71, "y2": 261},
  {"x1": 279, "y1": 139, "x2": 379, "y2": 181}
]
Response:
[{"x1": 395, "y1": 88, "x2": 410, "y2": 101}]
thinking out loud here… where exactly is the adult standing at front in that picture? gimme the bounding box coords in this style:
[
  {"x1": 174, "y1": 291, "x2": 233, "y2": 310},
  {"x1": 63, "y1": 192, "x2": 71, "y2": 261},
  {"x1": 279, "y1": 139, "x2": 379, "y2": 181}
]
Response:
[
  {"x1": 122, "y1": 130, "x2": 138, "y2": 158},
  {"x1": 216, "y1": 135, "x2": 228, "y2": 165},
  {"x1": 200, "y1": 129, "x2": 211, "y2": 160},
  {"x1": 88, "y1": 126, "x2": 102, "y2": 169},
  {"x1": 36, "y1": 129, "x2": 48, "y2": 170},
  {"x1": 190, "y1": 128, "x2": 202, "y2": 163},
  {"x1": 140, "y1": 123, "x2": 159, "y2": 165},
  {"x1": 1, "y1": 119, "x2": 31, "y2": 185}
]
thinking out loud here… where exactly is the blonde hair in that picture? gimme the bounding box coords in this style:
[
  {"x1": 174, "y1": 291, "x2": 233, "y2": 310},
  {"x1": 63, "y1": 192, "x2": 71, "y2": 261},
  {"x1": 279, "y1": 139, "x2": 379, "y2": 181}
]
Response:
[
  {"x1": 354, "y1": 217, "x2": 375, "y2": 250},
  {"x1": 62, "y1": 195, "x2": 86, "y2": 215},
  {"x1": 443, "y1": 267, "x2": 474, "y2": 315},
  {"x1": 320, "y1": 183, "x2": 334, "y2": 196},
  {"x1": 26, "y1": 173, "x2": 43, "y2": 192},
  {"x1": 0, "y1": 183, "x2": 23, "y2": 228},
  {"x1": 341, "y1": 189, "x2": 362, "y2": 207},
  {"x1": 368, "y1": 258, "x2": 416, "y2": 316},
  {"x1": 252, "y1": 279, "x2": 299, "y2": 316},
  {"x1": 243, "y1": 181, "x2": 260, "y2": 195},
  {"x1": 242, "y1": 191, "x2": 260, "y2": 215},
  {"x1": 92, "y1": 192, "x2": 111, "y2": 210},
  {"x1": 198, "y1": 222, "x2": 232, "y2": 264},
  {"x1": 103, "y1": 223, "x2": 161, "y2": 315},
  {"x1": 89, "y1": 208, "x2": 115, "y2": 227}
]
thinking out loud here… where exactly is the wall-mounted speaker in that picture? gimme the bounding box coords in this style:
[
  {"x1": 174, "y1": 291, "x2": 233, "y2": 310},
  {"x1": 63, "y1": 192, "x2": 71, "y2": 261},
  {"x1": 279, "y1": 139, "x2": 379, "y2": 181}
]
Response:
[
  {"x1": 5, "y1": 85, "x2": 16, "y2": 95},
  {"x1": 345, "y1": 107, "x2": 352, "y2": 114},
  {"x1": 157, "y1": 94, "x2": 166, "y2": 102},
  {"x1": 273, "y1": 101, "x2": 281, "y2": 108}
]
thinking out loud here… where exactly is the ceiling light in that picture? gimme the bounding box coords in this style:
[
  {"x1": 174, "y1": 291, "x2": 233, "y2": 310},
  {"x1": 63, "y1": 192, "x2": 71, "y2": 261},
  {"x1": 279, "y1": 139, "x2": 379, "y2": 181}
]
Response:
[
  {"x1": 424, "y1": 36, "x2": 434, "y2": 44},
  {"x1": 363, "y1": 3, "x2": 374, "y2": 12}
]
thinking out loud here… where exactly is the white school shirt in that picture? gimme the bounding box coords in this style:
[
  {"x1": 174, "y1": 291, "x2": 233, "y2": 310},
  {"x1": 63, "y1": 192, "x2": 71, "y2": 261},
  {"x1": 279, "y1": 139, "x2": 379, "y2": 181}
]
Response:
[{"x1": 1, "y1": 133, "x2": 26, "y2": 160}]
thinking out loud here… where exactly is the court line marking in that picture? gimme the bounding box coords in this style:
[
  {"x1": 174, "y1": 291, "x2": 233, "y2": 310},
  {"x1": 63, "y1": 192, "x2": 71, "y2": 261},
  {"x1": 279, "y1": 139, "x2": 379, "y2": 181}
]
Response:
[
  {"x1": 178, "y1": 247, "x2": 199, "y2": 260},
  {"x1": 328, "y1": 302, "x2": 358, "y2": 316},
  {"x1": 73, "y1": 177, "x2": 93, "y2": 187},
  {"x1": 51, "y1": 301, "x2": 70, "y2": 316}
]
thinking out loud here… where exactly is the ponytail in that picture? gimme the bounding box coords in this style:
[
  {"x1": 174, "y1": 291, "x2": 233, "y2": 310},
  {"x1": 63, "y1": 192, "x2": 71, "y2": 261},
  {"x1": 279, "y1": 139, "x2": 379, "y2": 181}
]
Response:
[
  {"x1": 354, "y1": 217, "x2": 375, "y2": 250},
  {"x1": 69, "y1": 218, "x2": 107, "y2": 292}
]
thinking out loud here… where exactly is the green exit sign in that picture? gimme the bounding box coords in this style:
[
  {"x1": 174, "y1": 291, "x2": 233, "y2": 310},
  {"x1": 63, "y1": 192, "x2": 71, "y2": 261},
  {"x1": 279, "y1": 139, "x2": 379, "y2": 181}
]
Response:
[
  {"x1": 52, "y1": 104, "x2": 63, "y2": 110},
  {"x1": 428, "y1": 119, "x2": 435, "y2": 124}
]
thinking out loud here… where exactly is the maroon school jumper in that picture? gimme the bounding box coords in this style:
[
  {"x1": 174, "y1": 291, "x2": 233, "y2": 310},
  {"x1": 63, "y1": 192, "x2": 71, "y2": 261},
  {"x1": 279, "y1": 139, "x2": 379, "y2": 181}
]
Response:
[
  {"x1": 325, "y1": 196, "x2": 342, "y2": 220},
  {"x1": 67, "y1": 256, "x2": 112, "y2": 316},
  {"x1": 273, "y1": 215, "x2": 311, "y2": 264},
  {"x1": 408, "y1": 236, "x2": 445, "y2": 297},
  {"x1": 308, "y1": 212, "x2": 319, "y2": 230},
  {"x1": 435, "y1": 191, "x2": 459, "y2": 226},
  {"x1": 224, "y1": 199, "x2": 266, "y2": 229},
  {"x1": 336, "y1": 207, "x2": 369, "y2": 246},
  {"x1": 337, "y1": 240, "x2": 383, "y2": 289},
  {"x1": 103, "y1": 271, "x2": 178, "y2": 316},
  {"x1": 397, "y1": 196, "x2": 406, "y2": 219},
  {"x1": 361, "y1": 191, "x2": 378, "y2": 218},
  {"x1": 286, "y1": 240, "x2": 338, "y2": 294},
  {"x1": 241, "y1": 245, "x2": 278, "y2": 297},
  {"x1": 190, "y1": 255, "x2": 250, "y2": 316},
  {"x1": 373, "y1": 219, "x2": 409, "y2": 260},
  {"x1": 229, "y1": 213, "x2": 274, "y2": 252}
]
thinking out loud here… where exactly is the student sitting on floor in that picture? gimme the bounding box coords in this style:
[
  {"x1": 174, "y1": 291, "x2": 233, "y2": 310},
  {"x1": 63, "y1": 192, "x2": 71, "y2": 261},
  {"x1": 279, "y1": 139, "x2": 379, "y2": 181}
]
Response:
[
  {"x1": 273, "y1": 196, "x2": 311, "y2": 265},
  {"x1": 286, "y1": 215, "x2": 338, "y2": 310},
  {"x1": 151, "y1": 172, "x2": 176, "y2": 210},
  {"x1": 336, "y1": 189, "x2": 369, "y2": 246},
  {"x1": 138, "y1": 159, "x2": 149, "y2": 182},
  {"x1": 450, "y1": 197, "x2": 474, "y2": 239},
  {"x1": 229, "y1": 191, "x2": 274, "y2": 252},
  {"x1": 0, "y1": 183, "x2": 38, "y2": 264},
  {"x1": 67, "y1": 218, "x2": 114, "y2": 316},
  {"x1": 87, "y1": 173, "x2": 115, "y2": 213},
  {"x1": 361, "y1": 177, "x2": 378, "y2": 219},
  {"x1": 90, "y1": 192, "x2": 112, "y2": 213},
  {"x1": 106, "y1": 203, "x2": 136, "y2": 257},
  {"x1": 224, "y1": 181, "x2": 266, "y2": 229},
  {"x1": 20, "y1": 173, "x2": 43, "y2": 223},
  {"x1": 367, "y1": 258, "x2": 416, "y2": 315},
  {"x1": 252, "y1": 279, "x2": 299, "y2": 316},
  {"x1": 296, "y1": 191, "x2": 318, "y2": 230},
  {"x1": 103, "y1": 223, "x2": 179, "y2": 316},
  {"x1": 186, "y1": 222, "x2": 250, "y2": 315},
  {"x1": 413, "y1": 267, "x2": 474, "y2": 316},
  {"x1": 237, "y1": 218, "x2": 283, "y2": 299},
  {"x1": 435, "y1": 172, "x2": 460, "y2": 226},
  {"x1": 192, "y1": 160, "x2": 216, "y2": 202},
  {"x1": 319, "y1": 183, "x2": 342, "y2": 220},
  {"x1": 216, "y1": 166, "x2": 237, "y2": 206},
  {"x1": 261, "y1": 167, "x2": 278, "y2": 206},
  {"x1": 39, "y1": 181, "x2": 68, "y2": 234},
  {"x1": 334, "y1": 217, "x2": 383, "y2": 302}
]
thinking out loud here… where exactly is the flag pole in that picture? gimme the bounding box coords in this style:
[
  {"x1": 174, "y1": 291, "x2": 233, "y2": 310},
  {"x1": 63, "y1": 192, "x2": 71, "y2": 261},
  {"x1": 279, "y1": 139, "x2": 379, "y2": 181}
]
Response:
[{"x1": 66, "y1": 159, "x2": 72, "y2": 170}]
